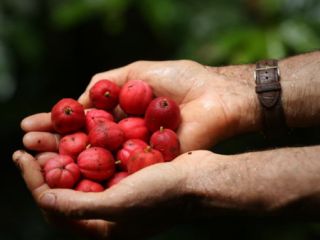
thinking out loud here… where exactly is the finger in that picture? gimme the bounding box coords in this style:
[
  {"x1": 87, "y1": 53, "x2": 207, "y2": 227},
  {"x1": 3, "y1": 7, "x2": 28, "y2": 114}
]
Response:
[
  {"x1": 177, "y1": 98, "x2": 222, "y2": 152},
  {"x1": 35, "y1": 152, "x2": 59, "y2": 167},
  {"x1": 67, "y1": 219, "x2": 111, "y2": 239},
  {"x1": 38, "y1": 162, "x2": 185, "y2": 221},
  {"x1": 38, "y1": 189, "x2": 108, "y2": 219},
  {"x1": 12, "y1": 150, "x2": 49, "y2": 196},
  {"x1": 21, "y1": 113, "x2": 53, "y2": 132},
  {"x1": 177, "y1": 118, "x2": 210, "y2": 153},
  {"x1": 23, "y1": 132, "x2": 60, "y2": 152},
  {"x1": 65, "y1": 219, "x2": 170, "y2": 240},
  {"x1": 45, "y1": 214, "x2": 112, "y2": 240},
  {"x1": 78, "y1": 65, "x2": 131, "y2": 108},
  {"x1": 47, "y1": 216, "x2": 165, "y2": 240},
  {"x1": 175, "y1": 103, "x2": 205, "y2": 153}
]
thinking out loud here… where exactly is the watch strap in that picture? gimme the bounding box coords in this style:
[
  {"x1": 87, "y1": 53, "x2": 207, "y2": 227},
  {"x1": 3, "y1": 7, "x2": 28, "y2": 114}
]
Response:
[{"x1": 255, "y1": 59, "x2": 287, "y2": 138}]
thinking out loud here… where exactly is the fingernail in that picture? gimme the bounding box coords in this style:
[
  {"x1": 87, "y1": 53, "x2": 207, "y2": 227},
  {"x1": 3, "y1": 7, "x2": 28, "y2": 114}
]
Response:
[
  {"x1": 21, "y1": 117, "x2": 32, "y2": 130},
  {"x1": 12, "y1": 150, "x2": 25, "y2": 173},
  {"x1": 12, "y1": 150, "x2": 21, "y2": 162},
  {"x1": 78, "y1": 93, "x2": 85, "y2": 103},
  {"x1": 78, "y1": 94, "x2": 90, "y2": 108},
  {"x1": 22, "y1": 133, "x2": 32, "y2": 147},
  {"x1": 41, "y1": 193, "x2": 56, "y2": 206}
]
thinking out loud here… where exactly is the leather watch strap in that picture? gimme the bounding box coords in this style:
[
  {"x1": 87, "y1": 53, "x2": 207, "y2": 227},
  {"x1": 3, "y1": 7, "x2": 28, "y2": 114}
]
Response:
[{"x1": 255, "y1": 59, "x2": 287, "y2": 138}]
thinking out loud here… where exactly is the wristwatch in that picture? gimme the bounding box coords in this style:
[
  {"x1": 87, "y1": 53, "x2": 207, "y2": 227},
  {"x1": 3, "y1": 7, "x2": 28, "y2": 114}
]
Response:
[{"x1": 254, "y1": 59, "x2": 287, "y2": 138}]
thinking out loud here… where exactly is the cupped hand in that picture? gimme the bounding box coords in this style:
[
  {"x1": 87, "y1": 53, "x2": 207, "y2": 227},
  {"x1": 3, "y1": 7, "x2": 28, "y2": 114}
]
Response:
[
  {"x1": 17, "y1": 60, "x2": 259, "y2": 239},
  {"x1": 21, "y1": 60, "x2": 257, "y2": 153},
  {"x1": 12, "y1": 149, "x2": 217, "y2": 239}
]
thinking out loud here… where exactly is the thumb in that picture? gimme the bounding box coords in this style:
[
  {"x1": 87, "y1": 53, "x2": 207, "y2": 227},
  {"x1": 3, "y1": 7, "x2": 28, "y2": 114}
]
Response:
[
  {"x1": 38, "y1": 189, "x2": 109, "y2": 219},
  {"x1": 78, "y1": 65, "x2": 130, "y2": 108},
  {"x1": 39, "y1": 161, "x2": 186, "y2": 221}
]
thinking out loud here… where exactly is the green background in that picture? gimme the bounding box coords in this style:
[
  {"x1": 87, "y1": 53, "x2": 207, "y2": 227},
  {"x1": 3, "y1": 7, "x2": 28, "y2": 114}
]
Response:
[{"x1": 1, "y1": 0, "x2": 320, "y2": 239}]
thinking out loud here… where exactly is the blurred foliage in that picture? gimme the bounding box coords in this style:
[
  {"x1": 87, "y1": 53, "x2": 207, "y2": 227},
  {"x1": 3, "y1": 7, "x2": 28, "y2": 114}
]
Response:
[
  {"x1": 39, "y1": 0, "x2": 320, "y2": 64},
  {"x1": 1, "y1": 0, "x2": 320, "y2": 239},
  {"x1": 0, "y1": 0, "x2": 320, "y2": 102}
]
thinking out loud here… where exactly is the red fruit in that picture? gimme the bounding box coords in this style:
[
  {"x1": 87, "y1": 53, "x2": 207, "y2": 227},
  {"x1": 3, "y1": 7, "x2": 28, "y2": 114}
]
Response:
[
  {"x1": 119, "y1": 80, "x2": 153, "y2": 115},
  {"x1": 51, "y1": 98, "x2": 86, "y2": 134},
  {"x1": 150, "y1": 127, "x2": 180, "y2": 161},
  {"x1": 116, "y1": 139, "x2": 148, "y2": 171},
  {"x1": 88, "y1": 121, "x2": 125, "y2": 151},
  {"x1": 89, "y1": 80, "x2": 120, "y2": 110},
  {"x1": 75, "y1": 179, "x2": 104, "y2": 192},
  {"x1": 59, "y1": 132, "x2": 89, "y2": 160},
  {"x1": 77, "y1": 147, "x2": 115, "y2": 181},
  {"x1": 127, "y1": 146, "x2": 164, "y2": 174},
  {"x1": 118, "y1": 117, "x2": 149, "y2": 142},
  {"x1": 145, "y1": 97, "x2": 181, "y2": 132},
  {"x1": 44, "y1": 155, "x2": 80, "y2": 189},
  {"x1": 86, "y1": 109, "x2": 114, "y2": 131},
  {"x1": 107, "y1": 172, "x2": 129, "y2": 188}
]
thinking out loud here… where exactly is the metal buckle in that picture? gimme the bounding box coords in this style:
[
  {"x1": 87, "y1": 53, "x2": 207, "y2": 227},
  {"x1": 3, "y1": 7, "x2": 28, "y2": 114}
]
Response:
[{"x1": 254, "y1": 65, "x2": 280, "y2": 81}]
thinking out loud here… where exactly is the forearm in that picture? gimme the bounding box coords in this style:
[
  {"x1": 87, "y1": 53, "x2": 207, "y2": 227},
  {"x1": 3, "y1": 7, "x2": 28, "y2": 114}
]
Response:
[
  {"x1": 213, "y1": 51, "x2": 320, "y2": 134},
  {"x1": 238, "y1": 145, "x2": 320, "y2": 216},
  {"x1": 280, "y1": 51, "x2": 320, "y2": 128},
  {"x1": 187, "y1": 146, "x2": 320, "y2": 217}
]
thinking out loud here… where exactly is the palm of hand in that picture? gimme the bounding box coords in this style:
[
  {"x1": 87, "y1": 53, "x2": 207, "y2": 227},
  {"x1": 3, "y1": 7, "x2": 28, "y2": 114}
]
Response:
[
  {"x1": 13, "y1": 149, "x2": 214, "y2": 239},
  {"x1": 23, "y1": 60, "x2": 237, "y2": 153},
  {"x1": 80, "y1": 60, "x2": 234, "y2": 152}
]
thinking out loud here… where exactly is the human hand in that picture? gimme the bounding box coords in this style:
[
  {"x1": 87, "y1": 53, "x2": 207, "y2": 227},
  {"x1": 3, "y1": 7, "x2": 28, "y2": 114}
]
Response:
[
  {"x1": 22, "y1": 60, "x2": 259, "y2": 153},
  {"x1": 17, "y1": 60, "x2": 261, "y2": 239},
  {"x1": 13, "y1": 144, "x2": 320, "y2": 239},
  {"x1": 12, "y1": 149, "x2": 220, "y2": 239}
]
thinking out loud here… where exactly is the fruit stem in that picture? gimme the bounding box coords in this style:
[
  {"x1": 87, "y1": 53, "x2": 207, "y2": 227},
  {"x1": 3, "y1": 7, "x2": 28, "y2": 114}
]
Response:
[
  {"x1": 104, "y1": 91, "x2": 110, "y2": 97},
  {"x1": 64, "y1": 107, "x2": 73, "y2": 115},
  {"x1": 115, "y1": 160, "x2": 121, "y2": 165},
  {"x1": 144, "y1": 146, "x2": 152, "y2": 153},
  {"x1": 160, "y1": 99, "x2": 168, "y2": 108},
  {"x1": 160, "y1": 126, "x2": 164, "y2": 132}
]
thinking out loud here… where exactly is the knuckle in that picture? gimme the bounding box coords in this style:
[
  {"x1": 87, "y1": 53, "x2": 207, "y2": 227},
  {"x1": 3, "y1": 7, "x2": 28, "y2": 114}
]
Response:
[
  {"x1": 178, "y1": 59, "x2": 196, "y2": 66},
  {"x1": 12, "y1": 150, "x2": 28, "y2": 175},
  {"x1": 129, "y1": 60, "x2": 155, "y2": 68},
  {"x1": 90, "y1": 73, "x2": 104, "y2": 83},
  {"x1": 130, "y1": 60, "x2": 147, "y2": 66}
]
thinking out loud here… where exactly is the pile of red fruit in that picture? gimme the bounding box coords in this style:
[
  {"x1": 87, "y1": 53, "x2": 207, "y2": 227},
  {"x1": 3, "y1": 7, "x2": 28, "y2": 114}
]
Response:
[{"x1": 44, "y1": 79, "x2": 181, "y2": 192}]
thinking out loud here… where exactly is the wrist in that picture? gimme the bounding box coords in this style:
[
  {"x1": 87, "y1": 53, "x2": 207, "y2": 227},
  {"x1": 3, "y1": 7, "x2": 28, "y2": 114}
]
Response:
[
  {"x1": 182, "y1": 152, "x2": 260, "y2": 216},
  {"x1": 184, "y1": 147, "x2": 320, "y2": 217},
  {"x1": 207, "y1": 52, "x2": 320, "y2": 139},
  {"x1": 210, "y1": 64, "x2": 263, "y2": 136}
]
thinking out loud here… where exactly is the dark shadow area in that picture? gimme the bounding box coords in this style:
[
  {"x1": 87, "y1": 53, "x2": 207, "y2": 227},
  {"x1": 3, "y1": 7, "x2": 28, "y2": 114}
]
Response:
[{"x1": 1, "y1": 0, "x2": 320, "y2": 239}]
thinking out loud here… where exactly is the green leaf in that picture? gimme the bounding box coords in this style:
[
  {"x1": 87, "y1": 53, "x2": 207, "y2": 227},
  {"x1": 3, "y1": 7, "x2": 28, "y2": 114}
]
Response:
[
  {"x1": 50, "y1": 0, "x2": 94, "y2": 28},
  {"x1": 280, "y1": 20, "x2": 320, "y2": 52}
]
